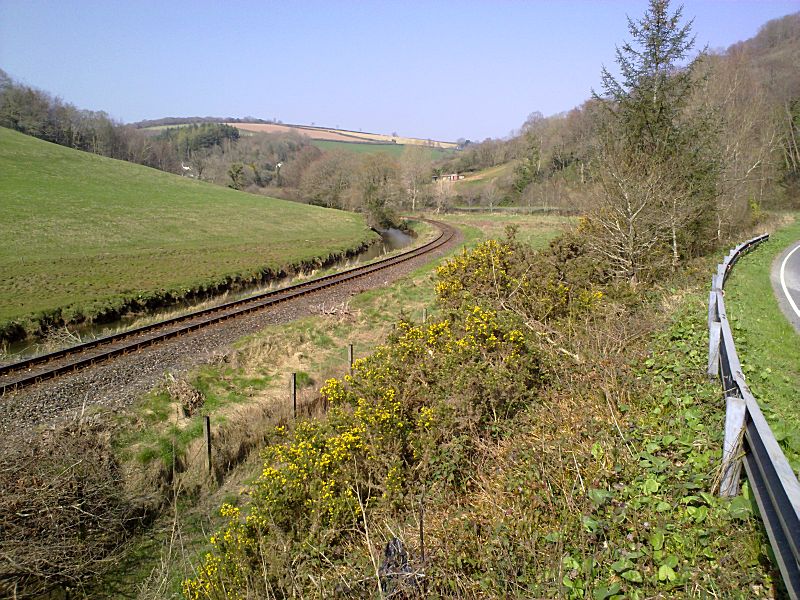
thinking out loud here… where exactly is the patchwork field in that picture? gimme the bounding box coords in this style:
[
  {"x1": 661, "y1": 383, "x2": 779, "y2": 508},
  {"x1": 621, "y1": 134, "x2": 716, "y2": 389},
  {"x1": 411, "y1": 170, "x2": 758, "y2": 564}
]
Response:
[
  {"x1": 226, "y1": 122, "x2": 458, "y2": 149},
  {"x1": 0, "y1": 127, "x2": 377, "y2": 340}
]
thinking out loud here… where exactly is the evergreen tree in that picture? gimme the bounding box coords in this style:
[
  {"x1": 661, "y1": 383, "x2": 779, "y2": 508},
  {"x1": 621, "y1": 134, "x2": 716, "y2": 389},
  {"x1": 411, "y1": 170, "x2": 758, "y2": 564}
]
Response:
[{"x1": 590, "y1": 0, "x2": 721, "y2": 280}]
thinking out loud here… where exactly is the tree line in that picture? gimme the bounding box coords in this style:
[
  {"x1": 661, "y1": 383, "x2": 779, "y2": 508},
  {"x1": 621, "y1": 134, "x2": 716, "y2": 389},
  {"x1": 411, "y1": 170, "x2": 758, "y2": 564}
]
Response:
[{"x1": 436, "y1": 10, "x2": 799, "y2": 226}]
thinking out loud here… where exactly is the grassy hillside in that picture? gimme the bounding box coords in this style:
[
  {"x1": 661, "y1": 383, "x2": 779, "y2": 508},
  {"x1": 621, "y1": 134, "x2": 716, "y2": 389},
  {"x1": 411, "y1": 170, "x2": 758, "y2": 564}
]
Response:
[{"x1": 0, "y1": 127, "x2": 377, "y2": 341}]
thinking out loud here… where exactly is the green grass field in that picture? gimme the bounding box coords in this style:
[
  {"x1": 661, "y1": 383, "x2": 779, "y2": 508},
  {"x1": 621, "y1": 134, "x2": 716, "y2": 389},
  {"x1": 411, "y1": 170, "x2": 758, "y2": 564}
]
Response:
[
  {"x1": 0, "y1": 127, "x2": 377, "y2": 339},
  {"x1": 311, "y1": 139, "x2": 454, "y2": 159},
  {"x1": 454, "y1": 162, "x2": 516, "y2": 188},
  {"x1": 439, "y1": 212, "x2": 575, "y2": 248}
]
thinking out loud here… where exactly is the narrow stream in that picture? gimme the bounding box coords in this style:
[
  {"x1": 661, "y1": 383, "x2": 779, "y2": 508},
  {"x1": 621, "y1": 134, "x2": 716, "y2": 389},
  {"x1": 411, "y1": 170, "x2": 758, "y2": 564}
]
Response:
[{"x1": 5, "y1": 228, "x2": 414, "y2": 360}]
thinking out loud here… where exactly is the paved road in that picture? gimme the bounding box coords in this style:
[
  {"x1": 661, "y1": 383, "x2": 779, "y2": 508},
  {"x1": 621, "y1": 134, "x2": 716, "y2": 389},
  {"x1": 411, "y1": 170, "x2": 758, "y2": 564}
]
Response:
[{"x1": 771, "y1": 240, "x2": 800, "y2": 334}]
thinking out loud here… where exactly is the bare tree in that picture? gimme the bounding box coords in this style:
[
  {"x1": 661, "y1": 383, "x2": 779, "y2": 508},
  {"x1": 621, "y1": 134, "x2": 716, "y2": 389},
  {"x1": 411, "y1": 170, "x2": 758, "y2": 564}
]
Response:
[
  {"x1": 701, "y1": 51, "x2": 780, "y2": 239},
  {"x1": 588, "y1": 133, "x2": 673, "y2": 283},
  {"x1": 400, "y1": 146, "x2": 430, "y2": 212}
]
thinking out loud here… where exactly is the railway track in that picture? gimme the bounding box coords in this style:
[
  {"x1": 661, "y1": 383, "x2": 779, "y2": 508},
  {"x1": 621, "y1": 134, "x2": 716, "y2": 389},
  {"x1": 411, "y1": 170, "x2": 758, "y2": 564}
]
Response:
[{"x1": 0, "y1": 218, "x2": 456, "y2": 395}]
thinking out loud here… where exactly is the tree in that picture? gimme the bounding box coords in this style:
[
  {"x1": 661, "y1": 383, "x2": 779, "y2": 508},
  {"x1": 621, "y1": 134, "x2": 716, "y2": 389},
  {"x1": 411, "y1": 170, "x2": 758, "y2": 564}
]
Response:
[
  {"x1": 512, "y1": 131, "x2": 541, "y2": 195},
  {"x1": 702, "y1": 49, "x2": 779, "y2": 238},
  {"x1": 228, "y1": 163, "x2": 245, "y2": 190},
  {"x1": 351, "y1": 154, "x2": 401, "y2": 227},
  {"x1": 400, "y1": 146, "x2": 430, "y2": 212},
  {"x1": 590, "y1": 0, "x2": 720, "y2": 279},
  {"x1": 299, "y1": 151, "x2": 355, "y2": 208}
]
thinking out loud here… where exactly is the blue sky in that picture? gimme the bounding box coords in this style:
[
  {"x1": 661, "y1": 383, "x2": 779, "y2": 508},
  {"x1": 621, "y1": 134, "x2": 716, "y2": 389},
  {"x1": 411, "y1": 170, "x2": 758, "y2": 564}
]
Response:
[{"x1": 1, "y1": 1, "x2": 797, "y2": 142}]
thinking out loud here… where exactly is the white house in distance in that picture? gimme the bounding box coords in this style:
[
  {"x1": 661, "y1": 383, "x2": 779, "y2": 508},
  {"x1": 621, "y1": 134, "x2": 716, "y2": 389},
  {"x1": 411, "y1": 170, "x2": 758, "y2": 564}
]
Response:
[{"x1": 432, "y1": 173, "x2": 464, "y2": 182}]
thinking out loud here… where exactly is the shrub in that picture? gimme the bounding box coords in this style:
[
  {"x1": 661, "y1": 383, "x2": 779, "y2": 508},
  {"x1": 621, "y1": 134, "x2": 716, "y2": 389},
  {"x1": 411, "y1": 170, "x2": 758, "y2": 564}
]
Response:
[
  {"x1": 183, "y1": 238, "x2": 560, "y2": 598},
  {"x1": 0, "y1": 420, "x2": 141, "y2": 598}
]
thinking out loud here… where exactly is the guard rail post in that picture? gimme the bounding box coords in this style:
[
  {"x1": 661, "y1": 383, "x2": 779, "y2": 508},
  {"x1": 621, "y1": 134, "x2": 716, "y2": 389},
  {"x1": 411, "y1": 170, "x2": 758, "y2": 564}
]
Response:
[{"x1": 707, "y1": 290, "x2": 721, "y2": 379}]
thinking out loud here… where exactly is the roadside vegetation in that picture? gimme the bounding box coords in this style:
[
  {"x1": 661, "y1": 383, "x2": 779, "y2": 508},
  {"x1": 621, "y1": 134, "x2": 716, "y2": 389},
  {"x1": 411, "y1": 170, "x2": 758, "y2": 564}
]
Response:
[
  {"x1": 0, "y1": 127, "x2": 377, "y2": 346},
  {"x1": 180, "y1": 227, "x2": 774, "y2": 598},
  {"x1": 179, "y1": 3, "x2": 797, "y2": 596}
]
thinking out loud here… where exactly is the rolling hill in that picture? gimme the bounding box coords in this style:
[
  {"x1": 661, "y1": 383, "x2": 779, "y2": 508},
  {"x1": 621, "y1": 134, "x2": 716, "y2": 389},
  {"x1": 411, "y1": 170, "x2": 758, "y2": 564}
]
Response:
[
  {"x1": 0, "y1": 127, "x2": 377, "y2": 342},
  {"x1": 138, "y1": 118, "x2": 459, "y2": 151}
]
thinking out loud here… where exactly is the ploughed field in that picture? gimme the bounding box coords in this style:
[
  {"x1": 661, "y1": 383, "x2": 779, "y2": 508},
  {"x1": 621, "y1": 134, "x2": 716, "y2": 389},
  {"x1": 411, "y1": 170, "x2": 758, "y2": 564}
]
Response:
[
  {"x1": 0, "y1": 127, "x2": 376, "y2": 340},
  {"x1": 224, "y1": 121, "x2": 459, "y2": 148}
]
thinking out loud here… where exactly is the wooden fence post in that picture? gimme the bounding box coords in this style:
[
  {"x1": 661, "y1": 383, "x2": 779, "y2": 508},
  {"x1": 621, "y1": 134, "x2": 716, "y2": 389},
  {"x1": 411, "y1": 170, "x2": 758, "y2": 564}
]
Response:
[
  {"x1": 291, "y1": 372, "x2": 297, "y2": 419},
  {"x1": 720, "y1": 396, "x2": 747, "y2": 497},
  {"x1": 204, "y1": 415, "x2": 212, "y2": 474},
  {"x1": 708, "y1": 291, "x2": 721, "y2": 379},
  {"x1": 423, "y1": 308, "x2": 428, "y2": 323},
  {"x1": 348, "y1": 343, "x2": 354, "y2": 375},
  {"x1": 708, "y1": 322, "x2": 722, "y2": 379}
]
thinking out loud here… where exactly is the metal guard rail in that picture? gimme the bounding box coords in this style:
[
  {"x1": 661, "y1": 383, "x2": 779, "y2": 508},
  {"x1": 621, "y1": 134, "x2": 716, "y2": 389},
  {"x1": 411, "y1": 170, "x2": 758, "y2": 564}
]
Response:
[{"x1": 708, "y1": 233, "x2": 800, "y2": 598}]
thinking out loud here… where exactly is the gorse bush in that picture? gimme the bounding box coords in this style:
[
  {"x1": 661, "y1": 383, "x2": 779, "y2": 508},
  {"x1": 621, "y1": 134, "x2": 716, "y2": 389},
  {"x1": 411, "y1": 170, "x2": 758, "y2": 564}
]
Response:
[
  {"x1": 184, "y1": 234, "x2": 565, "y2": 598},
  {"x1": 436, "y1": 227, "x2": 604, "y2": 326},
  {"x1": 183, "y1": 230, "x2": 772, "y2": 598}
]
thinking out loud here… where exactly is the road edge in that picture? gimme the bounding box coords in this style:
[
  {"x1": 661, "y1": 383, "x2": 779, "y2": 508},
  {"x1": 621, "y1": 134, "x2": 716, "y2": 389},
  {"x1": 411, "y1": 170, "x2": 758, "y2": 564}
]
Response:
[{"x1": 770, "y1": 241, "x2": 800, "y2": 334}]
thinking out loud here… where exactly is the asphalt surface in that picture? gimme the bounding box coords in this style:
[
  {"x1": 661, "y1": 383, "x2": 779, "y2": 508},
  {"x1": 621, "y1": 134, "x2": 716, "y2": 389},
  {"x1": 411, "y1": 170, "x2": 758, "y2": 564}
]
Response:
[{"x1": 771, "y1": 240, "x2": 800, "y2": 334}]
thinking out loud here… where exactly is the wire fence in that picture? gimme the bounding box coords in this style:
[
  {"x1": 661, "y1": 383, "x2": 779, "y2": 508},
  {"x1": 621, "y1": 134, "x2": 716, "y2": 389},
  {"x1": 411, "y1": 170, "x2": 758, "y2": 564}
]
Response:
[{"x1": 708, "y1": 233, "x2": 800, "y2": 598}]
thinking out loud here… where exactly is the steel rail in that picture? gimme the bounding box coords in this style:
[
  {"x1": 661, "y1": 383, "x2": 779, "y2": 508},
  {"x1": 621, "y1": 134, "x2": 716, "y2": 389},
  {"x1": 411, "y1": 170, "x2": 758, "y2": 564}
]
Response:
[
  {"x1": 0, "y1": 218, "x2": 456, "y2": 395},
  {"x1": 709, "y1": 233, "x2": 800, "y2": 599}
]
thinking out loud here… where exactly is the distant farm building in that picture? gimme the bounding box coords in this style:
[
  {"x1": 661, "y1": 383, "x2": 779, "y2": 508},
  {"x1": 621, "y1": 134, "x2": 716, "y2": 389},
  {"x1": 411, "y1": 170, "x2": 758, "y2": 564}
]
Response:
[{"x1": 432, "y1": 173, "x2": 464, "y2": 182}]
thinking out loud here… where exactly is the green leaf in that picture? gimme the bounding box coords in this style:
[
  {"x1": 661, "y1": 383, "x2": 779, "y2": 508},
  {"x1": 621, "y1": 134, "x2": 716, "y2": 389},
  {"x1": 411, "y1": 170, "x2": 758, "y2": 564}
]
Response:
[
  {"x1": 699, "y1": 492, "x2": 715, "y2": 506},
  {"x1": 728, "y1": 496, "x2": 752, "y2": 519},
  {"x1": 622, "y1": 569, "x2": 643, "y2": 583},
  {"x1": 656, "y1": 501, "x2": 672, "y2": 512},
  {"x1": 787, "y1": 431, "x2": 800, "y2": 453},
  {"x1": 658, "y1": 564, "x2": 677, "y2": 582},
  {"x1": 593, "y1": 583, "x2": 622, "y2": 600},
  {"x1": 663, "y1": 555, "x2": 679, "y2": 569},
  {"x1": 693, "y1": 505, "x2": 709, "y2": 523},
  {"x1": 650, "y1": 530, "x2": 665, "y2": 551},
  {"x1": 611, "y1": 558, "x2": 634, "y2": 573},
  {"x1": 544, "y1": 531, "x2": 562, "y2": 542},
  {"x1": 591, "y1": 442, "x2": 605, "y2": 460},
  {"x1": 643, "y1": 478, "x2": 660, "y2": 494},
  {"x1": 582, "y1": 515, "x2": 600, "y2": 532},
  {"x1": 589, "y1": 488, "x2": 613, "y2": 507}
]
